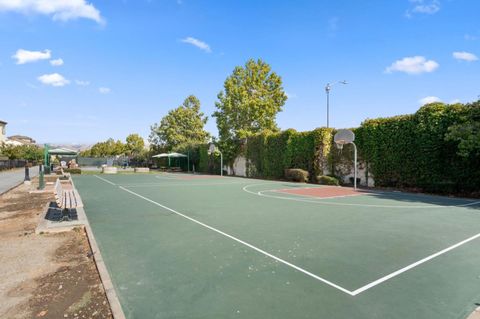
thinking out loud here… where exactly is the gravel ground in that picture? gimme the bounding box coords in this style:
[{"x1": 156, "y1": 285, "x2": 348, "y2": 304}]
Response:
[{"x1": 0, "y1": 177, "x2": 112, "y2": 319}]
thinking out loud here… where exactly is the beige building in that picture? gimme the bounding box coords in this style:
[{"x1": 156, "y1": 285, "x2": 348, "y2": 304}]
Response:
[
  {"x1": 0, "y1": 121, "x2": 36, "y2": 146},
  {"x1": 8, "y1": 135, "x2": 36, "y2": 145},
  {"x1": 0, "y1": 120, "x2": 7, "y2": 143}
]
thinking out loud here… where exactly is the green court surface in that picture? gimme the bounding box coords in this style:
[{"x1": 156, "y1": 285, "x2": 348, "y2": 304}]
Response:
[{"x1": 73, "y1": 173, "x2": 480, "y2": 319}]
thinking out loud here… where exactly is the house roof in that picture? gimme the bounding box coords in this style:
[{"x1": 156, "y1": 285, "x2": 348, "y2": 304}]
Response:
[
  {"x1": 0, "y1": 120, "x2": 7, "y2": 125},
  {"x1": 8, "y1": 135, "x2": 34, "y2": 140}
]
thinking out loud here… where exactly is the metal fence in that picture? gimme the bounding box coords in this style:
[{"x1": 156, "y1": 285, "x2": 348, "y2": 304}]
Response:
[
  {"x1": 0, "y1": 159, "x2": 27, "y2": 171},
  {"x1": 77, "y1": 156, "x2": 145, "y2": 167}
]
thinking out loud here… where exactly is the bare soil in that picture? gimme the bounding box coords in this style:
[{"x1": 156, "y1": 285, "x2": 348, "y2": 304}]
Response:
[{"x1": 0, "y1": 177, "x2": 112, "y2": 319}]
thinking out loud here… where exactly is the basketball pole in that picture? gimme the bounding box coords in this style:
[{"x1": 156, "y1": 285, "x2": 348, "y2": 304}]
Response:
[{"x1": 352, "y1": 142, "x2": 357, "y2": 190}]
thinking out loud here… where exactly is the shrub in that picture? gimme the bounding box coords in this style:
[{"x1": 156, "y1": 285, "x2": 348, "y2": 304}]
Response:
[
  {"x1": 65, "y1": 168, "x2": 82, "y2": 174},
  {"x1": 284, "y1": 168, "x2": 309, "y2": 182},
  {"x1": 317, "y1": 175, "x2": 339, "y2": 186}
]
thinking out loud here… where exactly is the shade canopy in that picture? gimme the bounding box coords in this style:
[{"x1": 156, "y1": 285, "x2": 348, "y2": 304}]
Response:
[
  {"x1": 152, "y1": 153, "x2": 169, "y2": 158},
  {"x1": 152, "y1": 152, "x2": 187, "y2": 158},
  {"x1": 48, "y1": 147, "x2": 78, "y2": 155}
]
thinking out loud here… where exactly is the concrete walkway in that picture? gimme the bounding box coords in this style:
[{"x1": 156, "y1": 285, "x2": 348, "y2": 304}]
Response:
[{"x1": 0, "y1": 166, "x2": 39, "y2": 195}]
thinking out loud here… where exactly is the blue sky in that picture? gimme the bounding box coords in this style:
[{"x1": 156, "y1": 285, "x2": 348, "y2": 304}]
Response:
[{"x1": 0, "y1": 0, "x2": 479, "y2": 144}]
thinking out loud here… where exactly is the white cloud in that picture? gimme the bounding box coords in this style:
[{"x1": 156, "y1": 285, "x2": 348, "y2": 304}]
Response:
[
  {"x1": 406, "y1": 0, "x2": 440, "y2": 17},
  {"x1": 37, "y1": 73, "x2": 70, "y2": 87},
  {"x1": 50, "y1": 58, "x2": 64, "y2": 66},
  {"x1": 75, "y1": 79, "x2": 90, "y2": 86},
  {"x1": 385, "y1": 56, "x2": 439, "y2": 74},
  {"x1": 452, "y1": 51, "x2": 478, "y2": 62},
  {"x1": 98, "y1": 87, "x2": 111, "y2": 94},
  {"x1": 181, "y1": 37, "x2": 211, "y2": 53},
  {"x1": 12, "y1": 49, "x2": 50, "y2": 64},
  {"x1": 0, "y1": 0, "x2": 104, "y2": 24},
  {"x1": 419, "y1": 96, "x2": 441, "y2": 105}
]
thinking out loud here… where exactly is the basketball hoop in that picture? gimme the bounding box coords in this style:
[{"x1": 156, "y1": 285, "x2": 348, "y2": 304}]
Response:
[
  {"x1": 333, "y1": 129, "x2": 358, "y2": 190},
  {"x1": 208, "y1": 143, "x2": 224, "y2": 176},
  {"x1": 335, "y1": 139, "x2": 345, "y2": 150},
  {"x1": 208, "y1": 143, "x2": 216, "y2": 155}
]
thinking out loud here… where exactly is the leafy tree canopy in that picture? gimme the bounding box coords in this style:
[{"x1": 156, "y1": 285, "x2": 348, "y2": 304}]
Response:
[
  {"x1": 445, "y1": 100, "x2": 480, "y2": 157},
  {"x1": 126, "y1": 133, "x2": 145, "y2": 156},
  {"x1": 213, "y1": 58, "x2": 287, "y2": 163},
  {"x1": 82, "y1": 138, "x2": 126, "y2": 157},
  {"x1": 149, "y1": 95, "x2": 210, "y2": 151},
  {"x1": 0, "y1": 144, "x2": 43, "y2": 161}
]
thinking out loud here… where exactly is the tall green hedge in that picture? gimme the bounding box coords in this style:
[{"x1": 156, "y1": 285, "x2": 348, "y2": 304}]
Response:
[
  {"x1": 356, "y1": 102, "x2": 480, "y2": 193},
  {"x1": 245, "y1": 128, "x2": 334, "y2": 181}
]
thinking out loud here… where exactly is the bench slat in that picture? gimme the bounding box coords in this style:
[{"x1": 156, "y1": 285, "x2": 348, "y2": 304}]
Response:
[{"x1": 53, "y1": 179, "x2": 82, "y2": 210}]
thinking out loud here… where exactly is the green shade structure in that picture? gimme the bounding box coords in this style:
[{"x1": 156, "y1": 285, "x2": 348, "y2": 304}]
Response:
[
  {"x1": 152, "y1": 152, "x2": 188, "y2": 168},
  {"x1": 48, "y1": 147, "x2": 78, "y2": 156},
  {"x1": 152, "y1": 153, "x2": 169, "y2": 158}
]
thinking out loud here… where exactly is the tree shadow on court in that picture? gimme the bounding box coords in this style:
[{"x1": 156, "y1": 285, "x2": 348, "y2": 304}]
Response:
[{"x1": 362, "y1": 190, "x2": 480, "y2": 211}]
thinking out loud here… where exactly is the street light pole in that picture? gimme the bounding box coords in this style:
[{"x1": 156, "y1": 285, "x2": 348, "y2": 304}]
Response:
[
  {"x1": 325, "y1": 83, "x2": 331, "y2": 128},
  {"x1": 324, "y1": 80, "x2": 347, "y2": 128}
]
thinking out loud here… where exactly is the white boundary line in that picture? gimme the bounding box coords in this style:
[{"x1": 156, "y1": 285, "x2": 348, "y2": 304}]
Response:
[
  {"x1": 243, "y1": 183, "x2": 480, "y2": 209},
  {"x1": 93, "y1": 175, "x2": 353, "y2": 295},
  {"x1": 351, "y1": 232, "x2": 480, "y2": 295},
  {"x1": 95, "y1": 174, "x2": 116, "y2": 185},
  {"x1": 72, "y1": 176, "x2": 126, "y2": 319},
  {"x1": 92, "y1": 175, "x2": 480, "y2": 296},
  {"x1": 268, "y1": 189, "x2": 366, "y2": 200},
  {"x1": 118, "y1": 181, "x2": 247, "y2": 188}
]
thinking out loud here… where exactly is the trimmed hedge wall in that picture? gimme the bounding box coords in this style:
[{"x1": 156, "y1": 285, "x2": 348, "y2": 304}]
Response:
[
  {"x1": 355, "y1": 103, "x2": 480, "y2": 193},
  {"x1": 245, "y1": 128, "x2": 334, "y2": 181},
  {"x1": 240, "y1": 102, "x2": 479, "y2": 194}
]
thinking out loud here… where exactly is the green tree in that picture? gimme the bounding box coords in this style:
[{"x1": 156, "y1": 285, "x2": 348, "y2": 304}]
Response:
[
  {"x1": 445, "y1": 100, "x2": 480, "y2": 157},
  {"x1": 0, "y1": 144, "x2": 43, "y2": 161},
  {"x1": 125, "y1": 133, "x2": 145, "y2": 157},
  {"x1": 213, "y1": 58, "x2": 288, "y2": 163},
  {"x1": 88, "y1": 138, "x2": 125, "y2": 157},
  {"x1": 149, "y1": 95, "x2": 210, "y2": 150}
]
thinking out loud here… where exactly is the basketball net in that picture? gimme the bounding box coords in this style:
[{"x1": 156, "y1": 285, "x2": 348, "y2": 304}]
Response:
[{"x1": 336, "y1": 140, "x2": 345, "y2": 152}]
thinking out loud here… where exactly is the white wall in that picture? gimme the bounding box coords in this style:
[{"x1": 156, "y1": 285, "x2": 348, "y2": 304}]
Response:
[
  {"x1": 228, "y1": 153, "x2": 375, "y2": 187},
  {"x1": 0, "y1": 123, "x2": 6, "y2": 143},
  {"x1": 228, "y1": 155, "x2": 247, "y2": 177}
]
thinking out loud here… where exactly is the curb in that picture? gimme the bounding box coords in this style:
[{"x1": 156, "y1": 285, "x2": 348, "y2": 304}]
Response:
[
  {"x1": 70, "y1": 178, "x2": 127, "y2": 319},
  {"x1": 82, "y1": 208, "x2": 127, "y2": 319},
  {"x1": 36, "y1": 177, "x2": 127, "y2": 319}
]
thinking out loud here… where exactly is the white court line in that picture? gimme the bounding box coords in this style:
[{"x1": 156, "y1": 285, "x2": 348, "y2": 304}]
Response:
[
  {"x1": 93, "y1": 175, "x2": 480, "y2": 296},
  {"x1": 119, "y1": 181, "x2": 248, "y2": 188},
  {"x1": 243, "y1": 183, "x2": 480, "y2": 208},
  {"x1": 267, "y1": 189, "x2": 366, "y2": 200},
  {"x1": 154, "y1": 175, "x2": 180, "y2": 180},
  {"x1": 351, "y1": 232, "x2": 480, "y2": 295},
  {"x1": 94, "y1": 174, "x2": 116, "y2": 185},
  {"x1": 93, "y1": 175, "x2": 353, "y2": 295}
]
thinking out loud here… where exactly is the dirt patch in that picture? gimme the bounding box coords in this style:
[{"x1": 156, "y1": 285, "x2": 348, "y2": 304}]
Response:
[{"x1": 0, "y1": 177, "x2": 112, "y2": 319}]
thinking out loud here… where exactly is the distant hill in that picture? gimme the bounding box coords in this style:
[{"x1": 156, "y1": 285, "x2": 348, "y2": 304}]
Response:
[{"x1": 45, "y1": 144, "x2": 92, "y2": 152}]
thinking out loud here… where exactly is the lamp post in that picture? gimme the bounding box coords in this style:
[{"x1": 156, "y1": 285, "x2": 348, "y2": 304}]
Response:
[{"x1": 325, "y1": 80, "x2": 347, "y2": 128}]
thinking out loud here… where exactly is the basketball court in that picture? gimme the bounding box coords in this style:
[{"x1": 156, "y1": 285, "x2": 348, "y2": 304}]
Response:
[{"x1": 73, "y1": 172, "x2": 480, "y2": 319}]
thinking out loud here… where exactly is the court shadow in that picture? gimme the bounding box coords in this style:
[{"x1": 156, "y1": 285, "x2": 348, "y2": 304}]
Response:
[{"x1": 364, "y1": 190, "x2": 480, "y2": 211}]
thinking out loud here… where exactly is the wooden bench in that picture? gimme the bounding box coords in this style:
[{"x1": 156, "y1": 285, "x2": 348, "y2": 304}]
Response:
[
  {"x1": 52, "y1": 179, "x2": 83, "y2": 221},
  {"x1": 60, "y1": 167, "x2": 71, "y2": 178}
]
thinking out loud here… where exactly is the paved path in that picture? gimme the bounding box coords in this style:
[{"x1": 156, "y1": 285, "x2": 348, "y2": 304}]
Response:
[{"x1": 0, "y1": 166, "x2": 39, "y2": 195}]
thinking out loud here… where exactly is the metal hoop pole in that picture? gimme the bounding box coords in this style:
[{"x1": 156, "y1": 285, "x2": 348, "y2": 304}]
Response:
[
  {"x1": 220, "y1": 152, "x2": 223, "y2": 176},
  {"x1": 352, "y1": 142, "x2": 357, "y2": 190}
]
